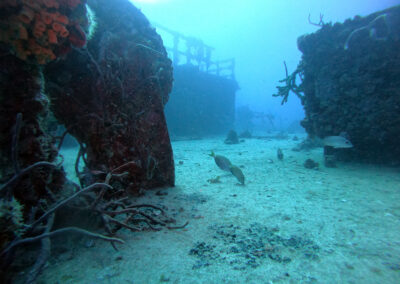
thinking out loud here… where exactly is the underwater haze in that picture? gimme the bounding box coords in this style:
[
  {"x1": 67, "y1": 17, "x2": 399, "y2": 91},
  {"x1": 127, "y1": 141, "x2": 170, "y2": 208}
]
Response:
[
  {"x1": 131, "y1": 0, "x2": 398, "y2": 130},
  {"x1": 2, "y1": 0, "x2": 400, "y2": 283}
]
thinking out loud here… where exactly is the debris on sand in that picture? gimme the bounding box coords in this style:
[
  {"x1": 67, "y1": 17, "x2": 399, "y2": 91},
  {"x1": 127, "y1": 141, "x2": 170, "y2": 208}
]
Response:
[
  {"x1": 304, "y1": 159, "x2": 319, "y2": 169},
  {"x1": 224, "y1": 130, "x2": 239, "y2": 144},
  {"x1": 277, "y1": 148, "x2": 284, "y2": 160}
]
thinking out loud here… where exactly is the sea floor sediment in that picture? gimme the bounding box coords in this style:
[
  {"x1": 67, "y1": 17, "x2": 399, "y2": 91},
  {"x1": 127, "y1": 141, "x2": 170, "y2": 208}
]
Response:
[{"x1": 33, "y1": 135, "x2": 400, "y2": 284}]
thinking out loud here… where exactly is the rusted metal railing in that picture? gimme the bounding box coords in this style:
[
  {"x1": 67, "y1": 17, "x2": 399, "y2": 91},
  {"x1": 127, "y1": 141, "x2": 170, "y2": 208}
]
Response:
[{"x1": 154, "y1": 24, "x2": 235, "y2": 80}]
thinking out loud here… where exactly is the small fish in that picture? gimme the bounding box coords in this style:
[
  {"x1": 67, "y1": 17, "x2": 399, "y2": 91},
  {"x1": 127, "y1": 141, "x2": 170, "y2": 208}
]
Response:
[
  {"x1": 277, "y1": 148, "x2": 284, "y2": 160},
  {"x1": 229, "y1": 165, "x2": 245, "y2": 185},
  {"x1": 323, "y1": 136, "x2": 353, "y2": 148},
  {"x1": 209, "y1": 151, "x2": 232, "y2": 171}
]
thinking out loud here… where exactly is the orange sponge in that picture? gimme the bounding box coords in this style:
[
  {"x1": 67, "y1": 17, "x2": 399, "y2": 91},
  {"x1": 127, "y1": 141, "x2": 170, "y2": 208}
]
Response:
[
  {"x1": 32, "y1": 28, "x2": 44, "y2": 39},
  {"x1": 47, "y1": 29, "x2": 58, "y2": 44},
  {"x1": 53, "y1": 12, "x2": 69, "y2": 25},
  {"x1": 59, "y1": 25, "x2": 70, "y2": 38},
  {"x1": 18, "y1": 6, "x2": 35, "y2": 24},
  {"x1": 41, "y1": 12, "x2": 53, "y2": 25},
  {"x1": 34, "y1": 20, "x2": 46, "y2": 33},
  {"x1": 1, "y1": 0, "x2": 88, "y2": 65},
  {"x1": 52, "y1": 22, "x2": 63, "y2": 32}
]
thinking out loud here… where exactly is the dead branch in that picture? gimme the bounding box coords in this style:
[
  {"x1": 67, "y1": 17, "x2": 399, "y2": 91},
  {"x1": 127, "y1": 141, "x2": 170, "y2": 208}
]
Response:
[
  {"x1": 104, "y1": 215, "x2": 144, "y2": 232},
  {"x1": 2, "y1": 226, "x2": 124, "y2": 256},
  {"x1": 56, "y1": 129, "x2": 69, "y2": 151},
  {"x1": 167, "y1": 221, "x2": 189, "y2": 230},
  {"x1": 30, "y1": 183, "x2": 113, "y2": 228},
  {"x1": 25, "y1": 214, "x2": 55, "y2": 284},
  {"x1": 135, "y1": 43, "x2": 164, "y2": 56},
  {"x1": 0, "y1": 114, "x2": 60, "y2": 196},
  {"x1": 111, "y1": 161, "x2": 139, "y2": 174},
  {"x1": 2, "y1": 143, "x2": 184, "y2": 282},
  {"x1": 0, "y1": 161, "x2": 59, "y2": 195},
  {"x1": 308, "y1": 13, "x2": 325, "y2": 27}
]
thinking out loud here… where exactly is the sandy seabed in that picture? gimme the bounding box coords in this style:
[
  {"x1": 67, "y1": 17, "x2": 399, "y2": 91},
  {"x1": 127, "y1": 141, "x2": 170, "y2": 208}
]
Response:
[{"x1": 33, "y1": 135, "x2": 400, "y2": 284}]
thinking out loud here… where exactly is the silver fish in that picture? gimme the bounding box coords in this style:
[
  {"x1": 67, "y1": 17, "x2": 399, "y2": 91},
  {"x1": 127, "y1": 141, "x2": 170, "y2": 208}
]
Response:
[{"x1": 323, "y1": 136, "x2": 353, "y2": 148}]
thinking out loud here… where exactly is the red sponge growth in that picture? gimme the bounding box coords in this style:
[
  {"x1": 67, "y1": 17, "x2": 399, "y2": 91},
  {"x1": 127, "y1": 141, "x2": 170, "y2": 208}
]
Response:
[{"x1": 0, "y1": 0, "x2": 89, "y2": 64}]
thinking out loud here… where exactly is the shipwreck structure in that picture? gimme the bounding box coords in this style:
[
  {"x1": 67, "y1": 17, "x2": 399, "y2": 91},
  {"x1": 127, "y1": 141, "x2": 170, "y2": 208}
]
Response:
[
  {"x1": 275, "y1": 5, "x2": 400, "y2": 164},
  {"x1": 156, "y1": 25, "x2": 239, "y2": 138}
]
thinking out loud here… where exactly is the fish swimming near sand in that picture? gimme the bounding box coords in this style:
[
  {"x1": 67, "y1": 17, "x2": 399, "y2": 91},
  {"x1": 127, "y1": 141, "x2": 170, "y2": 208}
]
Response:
[
  {"x1": 229, "y1": 165, "x2": 245, "y2": 185},
  {"x1": 323, "y1": 136, "x2": 353, "y2": 148},
  {"x1": 209, "y1": 151, "x2": 232, "y2": 171}
]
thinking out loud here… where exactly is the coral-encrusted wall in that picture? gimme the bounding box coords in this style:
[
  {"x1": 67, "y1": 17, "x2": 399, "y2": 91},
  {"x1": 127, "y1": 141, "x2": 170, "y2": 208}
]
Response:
[
  {"x1": 0, "y1": 0, "x2": 174, "y2": 195},
  {"x1": 298, "y1": 5, "x2": 400, "y2": 164},
  {"x1": 0, "y1": 56, "x2": 65, "y2": 218},
  {"x1": 0, "y1": 1, "x2": 86, "y2": 271},
  {"x1": 45, "y1": 0, "x2": 174, "y2": 191},
  {"x1": 0, "y1": 0, "x2": 174, "y2": 280}
]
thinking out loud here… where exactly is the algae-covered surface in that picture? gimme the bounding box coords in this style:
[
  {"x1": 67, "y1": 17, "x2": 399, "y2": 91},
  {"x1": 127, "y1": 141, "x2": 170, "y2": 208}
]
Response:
[{"x1": 35, "y1": 135, "x2": 400, "y2": 283}]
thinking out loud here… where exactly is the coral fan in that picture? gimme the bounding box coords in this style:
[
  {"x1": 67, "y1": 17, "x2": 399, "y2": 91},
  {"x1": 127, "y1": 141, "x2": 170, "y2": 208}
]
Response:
[{"x1": 0, "y1": 0, "x2": 89, "y2": 64}]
